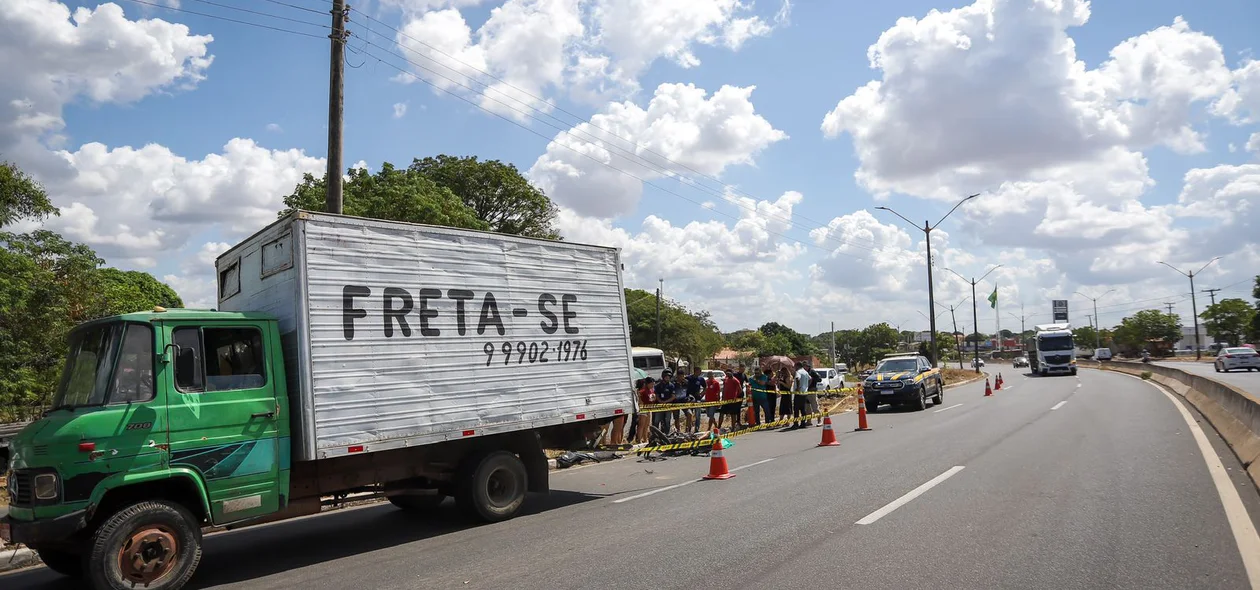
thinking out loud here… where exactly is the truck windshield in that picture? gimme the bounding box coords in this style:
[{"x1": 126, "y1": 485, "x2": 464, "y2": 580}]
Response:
[
  {"x1": 1039, "y1": 335, "x2": 1074, "y2": 351},
  {"x1": 52, "y1": 323, "x2": 122, "y2": 409},
  {"x1": 876, "y1": 359, "x2": 918, "y2": 373}
]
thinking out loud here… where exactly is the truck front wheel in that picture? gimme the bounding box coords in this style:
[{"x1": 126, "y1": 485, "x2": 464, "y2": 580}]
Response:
[
  {"x1": 86, "y1": 500, "x2": 202, "y2": 590},
  {"x1": 455, "y1": 450, "x2": 527, "y2": 523}
]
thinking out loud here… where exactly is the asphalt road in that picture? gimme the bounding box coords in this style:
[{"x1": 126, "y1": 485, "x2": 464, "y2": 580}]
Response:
[
  {"x1": 5, "y1": 370, "x2": 1260, "y2": 589},
  {"x1": 1154, "y1": 359, "x2": 1260, "y2": 397}
]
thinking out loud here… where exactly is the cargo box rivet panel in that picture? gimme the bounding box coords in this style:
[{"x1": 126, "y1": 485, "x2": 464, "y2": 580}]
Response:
[{"x1": 218, "y1": 213, "x2": 636, "y2": 460}]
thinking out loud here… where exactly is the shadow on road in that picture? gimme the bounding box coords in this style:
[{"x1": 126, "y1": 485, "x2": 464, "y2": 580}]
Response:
[{"x1": 1, "y1": 490, "x2": 602, "y2": 590}]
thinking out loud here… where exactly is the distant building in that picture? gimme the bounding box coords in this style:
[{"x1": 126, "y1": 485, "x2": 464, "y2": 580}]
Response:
[{"x1": 1174, "y1": 326, "x2": 1220, "y2": 351}]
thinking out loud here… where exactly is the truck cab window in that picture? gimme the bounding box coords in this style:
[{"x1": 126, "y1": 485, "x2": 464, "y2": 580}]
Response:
[
  {"x1": 204, "y1": 328, "x2": 266, "y2": 391},
  {"x1": 172, "y1": 327, "x2": 265, "y2": 392},
  {"x1": 110, "y1": 324, "x2": 155, "y2": 403}
]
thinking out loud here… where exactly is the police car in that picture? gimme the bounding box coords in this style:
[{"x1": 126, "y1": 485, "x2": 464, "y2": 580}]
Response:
[{"x1": 863, "y1": 354, "x2": 944, "y2": 412}]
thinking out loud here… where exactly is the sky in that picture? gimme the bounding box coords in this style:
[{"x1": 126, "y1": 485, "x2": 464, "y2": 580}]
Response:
[{"x1": 3, "y1": 0, "x2": 1260, "y2": 338}]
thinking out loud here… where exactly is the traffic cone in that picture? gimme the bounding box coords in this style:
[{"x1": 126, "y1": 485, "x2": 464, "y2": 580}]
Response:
[
  {"x1": 995, "y1": 373, "x2": 1003, "y2": 391},
  {"x1": 984, "y1": 378, "x2": 993, "y2": 397},
  {"x1": 817, "y1": 415, "x2": 840, "y2": 446},
  {"x1": 855, "y1": 388, "x2": 872, "y2": 432},
  {"x1": 703, "y1": 428, "x2": 735, "y2": 480},
  {"x1": 746, "y1": 397, "x2": 757, "y2": 427}
]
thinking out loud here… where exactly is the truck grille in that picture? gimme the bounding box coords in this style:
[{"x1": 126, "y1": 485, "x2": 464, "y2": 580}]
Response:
[
  {"x1": 1045, "y1": 354, "x2": 1071, "y2": 364},
  {"x1": 8, "y1": 470, "x2": 33, "y2": 506}
]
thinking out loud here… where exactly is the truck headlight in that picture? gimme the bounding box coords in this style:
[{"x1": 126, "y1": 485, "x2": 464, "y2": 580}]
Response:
[{"x1": 34, "y1": 473, "x2": 58, "y2": 500}]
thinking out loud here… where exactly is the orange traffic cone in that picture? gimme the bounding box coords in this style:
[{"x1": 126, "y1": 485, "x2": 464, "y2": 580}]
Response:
[
  {"x1": 746, "y1": 397, "x2": 757, "y2": 427},
  {"x1": 855, "y1": 388, "x2": 872, "y2": 432},
  {"x1": 703, "y1": 428, "x2": 735, "y2": 480},
  {"x1": 995, "y1": 373, "x2": 1003, "y2": 391},
  {"x1": 984, "y1": 378, "x2": 993, "y2": 397},
  {"x1": 817, "y1": 415, "x2": 840, "y2": 447}
]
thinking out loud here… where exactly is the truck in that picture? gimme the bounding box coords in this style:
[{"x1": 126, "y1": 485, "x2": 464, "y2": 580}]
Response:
[
  {"x1": 1, "y1": 212, "x2": 637, "y2": 590},
  {"x1": 1028, "y1": 323, "x2": 1077, "y2": 376}
]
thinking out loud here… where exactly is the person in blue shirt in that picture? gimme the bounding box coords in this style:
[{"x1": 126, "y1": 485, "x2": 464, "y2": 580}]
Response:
[
  {"x1": 653, "y1": 369, "x2": 681, "y2": 434},
  {"x1": 751, "y1": 367, "x2": 774, "y2": 424},
  {"x1": 685, "y1": 367, "x2": 706, "y2": 433}
]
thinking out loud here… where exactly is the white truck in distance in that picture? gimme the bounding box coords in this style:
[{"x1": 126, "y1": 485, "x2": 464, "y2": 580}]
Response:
[{"x1": 1028, "y1": 323, "x2": 1077, "y2": 376}]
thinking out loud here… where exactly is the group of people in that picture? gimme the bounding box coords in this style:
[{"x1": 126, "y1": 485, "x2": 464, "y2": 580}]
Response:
[{"x1": 628, "y1": 362, "x2": 828, "y2": 443}]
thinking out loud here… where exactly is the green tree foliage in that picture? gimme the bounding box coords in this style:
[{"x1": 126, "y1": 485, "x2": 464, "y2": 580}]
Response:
[
  {"x1": 1112, "y1": 309, "x2": 1181, "y2": 354},
  {"x1": 1, "y1": 160, "x2": 57, "y2": 226},
  {"x1": 410, "y1": 155, "x2": 560, "y2": 239},
  {"x1": 281, "y1": 164, "x2": 489, "y2": 231},
  {"x1": 858, "y1": 323, "x2": 899, "y2": 367},
  {"x1": 98, "y1": 268, "x2": 184, "y2": 316},
  {"x1": 1073, "y1": 325, "x2": 1099, "y2": 349},
  {"x1": 1200, "y1": 298, "x2": 1255, "y2": 347},
  {"x1": 1, "y1": 236, "x2": 181, "y2": 420},
  {"x1": 624, "y1": 289, "x2": 723, "y2": 368},
  {"x1": 758, "y1": 322, "x2": 817, "y2": 357}
]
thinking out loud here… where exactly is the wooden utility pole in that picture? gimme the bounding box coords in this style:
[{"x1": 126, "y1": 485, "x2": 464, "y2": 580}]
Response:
[
  {"x1": 1201, "y1": 288, "x2": 1221, "y2": 308},
  {"x1": 326, "y1": 0, "x2": 348, "y2": 214}
]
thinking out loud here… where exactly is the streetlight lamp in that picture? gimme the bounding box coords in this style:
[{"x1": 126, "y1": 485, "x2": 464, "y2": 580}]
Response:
[
  {"x1": 944, "y1": 265, "x2": 1003, "y2": 373},
  {"x1": 1158, "y1": 257, "x2": 1221, "y2": 360},
  {"x1": 1073, "y1": 289, "x2": 1115, "y2": 350},
  {"x1": 876, "y1": 193, "x2": 980, "y2": 368}
]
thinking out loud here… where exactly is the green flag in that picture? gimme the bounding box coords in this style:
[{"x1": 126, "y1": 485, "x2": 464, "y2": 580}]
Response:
[{"x1": 987, "y1": 286, "x2": 998, "y2": 309}]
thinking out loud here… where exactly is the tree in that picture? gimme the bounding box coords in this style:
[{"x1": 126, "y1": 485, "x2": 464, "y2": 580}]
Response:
[
  {"x1": 1113, "y1": 309, "x2": 1181, "y2": 354},
  {"x1": 410, "y1": 155, "x2": 560, "y2": 239},
  {"x1": 1, "y1": 161, "x2": 57, "y2": 226},
  {"x1": 1, "y1": 230, "x2": 182, "y2": 421},
  {"x1": 1201, "y1": 298, "x2": 1254, "y2": 347},
  {"x1": 98, "y1": 268, "x2": 184, "y2": 316},
  {"x1": 282, "y1": 164, "x2": 489, "y2": 231},
  {"x1": 623, "y1": 289, "x2": 723, "y2": 368},
  {"x1": 858, "y1": 323, "x2": 899, "y2": 367},
  {"x1": 758, "y1": 322, "x2": 816, "y2": 357},
  {"x1": 1073, "y1": 325, "x2": 1099, "y2": 349}
]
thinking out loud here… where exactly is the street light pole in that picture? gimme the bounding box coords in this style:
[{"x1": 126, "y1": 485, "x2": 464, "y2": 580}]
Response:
[
  {"x1": 945, "y1": 265, "x2": 1002, "y2": 373},
  {"x1": 1074, "y1": 289, "x2": 1115, "y2": 351},
  {"x1": 1158, "y1": 258, "x2": 1221, "y2": 360},
  {"x1": 876, "y1": 193, "x2": 979, "y2": 369}
]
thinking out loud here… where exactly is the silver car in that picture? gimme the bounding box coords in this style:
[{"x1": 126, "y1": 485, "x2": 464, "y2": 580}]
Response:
[{"x1": 1215, "y1": 347, "x2": 1260, "y2": 372}]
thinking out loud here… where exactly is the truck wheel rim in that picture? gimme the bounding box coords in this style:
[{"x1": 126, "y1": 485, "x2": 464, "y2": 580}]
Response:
[
  {"x1": 118, "y1": 525, "x2": 178, "y2": 584},
  {"x1": 486, "y1": 468, "x2": 519, "y2": 507}
]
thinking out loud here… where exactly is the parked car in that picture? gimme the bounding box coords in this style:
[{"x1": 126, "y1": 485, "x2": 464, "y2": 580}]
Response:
[
  {"x1": 1215, "y1": 347, "x2": 1260, "y2": 372},
  {"x1": 812, "y1": 367, "x2": 844, "y2": 391},
  {"x1": 971, "y1": 357, "x2": 986, "y2": 368},
  {"x1": 1013, "y1": 356, "x2": 1029, "y2": 368},
  {"x1": 863, "y1": 355, "x2": 944, "y2": 412},
  {"x1": 1094, "y1": 348, "x2": 1113, "y2": 361}
]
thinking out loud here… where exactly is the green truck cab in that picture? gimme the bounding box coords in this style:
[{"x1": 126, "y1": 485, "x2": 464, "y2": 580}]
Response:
[{"x1": 4, "y1": 308, "x2": 290, "y2": 588}]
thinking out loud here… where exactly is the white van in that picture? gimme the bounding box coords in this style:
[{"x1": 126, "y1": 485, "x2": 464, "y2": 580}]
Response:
[{"x1": 1094, "y1": 348, "x2": 1113, "y2": 361}]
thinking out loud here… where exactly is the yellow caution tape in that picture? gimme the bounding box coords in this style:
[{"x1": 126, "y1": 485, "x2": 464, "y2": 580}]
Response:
[
  {"x1": 603, "y1": 399, "x2": 855, "y2": 455},
  {"x1": 635, "y1": 388, "x2": 856, "y2": 414}
]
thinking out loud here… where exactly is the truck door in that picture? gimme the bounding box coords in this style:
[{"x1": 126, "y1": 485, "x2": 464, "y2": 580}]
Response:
[{"x1": 164, "y1": 322, "x2": 281, "y2": 523}]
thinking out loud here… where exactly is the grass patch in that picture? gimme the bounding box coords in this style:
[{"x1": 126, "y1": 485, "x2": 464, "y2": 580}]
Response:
[
  {"x1": 942, "y1": 368, "x2": 981, "y2": 384},
  {"x1": 1141, "y1": 371, "x2": 1153, "y2": 380}
]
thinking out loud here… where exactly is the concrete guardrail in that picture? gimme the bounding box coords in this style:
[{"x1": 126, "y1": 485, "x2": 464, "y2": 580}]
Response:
[{"x1": 1097, "y1": 361, "x2": 1260, "y2": 491}]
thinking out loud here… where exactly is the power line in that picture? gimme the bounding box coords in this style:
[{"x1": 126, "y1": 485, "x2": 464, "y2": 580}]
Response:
[
  {"x1": 351, "y1": 8, "x2": 894, "y2": 255},
  {"x1": 352, "y1": 41, "x2": 887, "y2": 265},
  {"x1": 260, "y1": 0, "x2": 331, "y2": 15},
  {"x1": 120, "y1": 0, "x2": 327, "y2": 39},
  {"x1": 187, "y1": 0, "x2": 327, "y2": 28}
]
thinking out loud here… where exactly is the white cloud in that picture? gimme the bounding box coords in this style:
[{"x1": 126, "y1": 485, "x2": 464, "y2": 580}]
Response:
[
  {"x1": 393, "y1": 102, "x2": 408, "y2": 118},
  {"x1": 1247, "y1": 132, "x2": 1260, "y2": 153},
  {"x1": 391, "y1": 0, "x2": 785, "y2": 112},
  {"x1": 1213, "y1": 59, "x2": 1260, "y2": 124},
  {"x1": 529, "y1": 83, "x2": 786, "y2": 217},
  {"x1": 39, "y1": 139, "x2": 324, "y2": 264},
  {"x1": 265, "y1": 123, "x2": 282, "y2": 132},
  {"x1": 0, "y1": 0, "x2": 213, "y2": 174},
  {"x1": 820, "y1": 1, "x2": 1240, "y2": 200},
  {"x1": 1174, "y1": 163, "x2": 1260, "y2": 245}
]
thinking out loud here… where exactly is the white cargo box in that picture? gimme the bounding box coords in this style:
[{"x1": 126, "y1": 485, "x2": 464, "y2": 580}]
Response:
[{"x1": 217, "y1": 212, "x2": 636, "y2": 461}]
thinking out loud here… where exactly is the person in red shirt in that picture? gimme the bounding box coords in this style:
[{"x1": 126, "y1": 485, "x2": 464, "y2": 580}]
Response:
[
  {"x1": 635, "y1": 377, "x2": 656, "y2": 443},
  {"x1": 701, "y1": 373, "x2": 722, "y2": 432},
  {"x1": 717, "y1": 370, "x2": 743, "y2": 432}
]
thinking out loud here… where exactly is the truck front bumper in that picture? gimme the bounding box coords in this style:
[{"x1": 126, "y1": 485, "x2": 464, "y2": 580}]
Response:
[{"x1": 1, "y1": 509, "x2": 87, "y2": 546}]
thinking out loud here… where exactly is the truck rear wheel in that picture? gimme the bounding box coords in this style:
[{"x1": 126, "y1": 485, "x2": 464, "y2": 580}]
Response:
[
  {"x1": 35, "y1": 548, "x2": 83, "y2": 578},
  {"x1": 86, "y1": 500, "x2": 202, "y2": 590},
  {"x1": 455, "y1": 450, "x2": 527, "y2": 523}
]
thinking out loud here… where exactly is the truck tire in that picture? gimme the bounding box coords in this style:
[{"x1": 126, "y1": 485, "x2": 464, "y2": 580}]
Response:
[
  {"x1": 455, "y1": 450, "x2": 527, "y2": 523},
  {"x1": 388, "y1": 494, "x2": 446, "y2": 512},
  {"x1": 911, "y1": 386, "x2": 927, "y2": 411},
  {"x1": 86, "y1": 500, "x2": 202, "y2": 590},
  {"x1": 35, "y1": 548, "x2": 83, "y2": 578}
]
